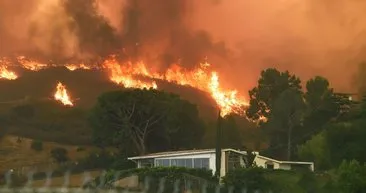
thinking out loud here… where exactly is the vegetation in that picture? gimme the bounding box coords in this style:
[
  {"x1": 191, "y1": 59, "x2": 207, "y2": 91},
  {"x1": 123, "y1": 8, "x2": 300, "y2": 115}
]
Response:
[
  {"x1": 31, "y1": 139, "x2": 43, "y2": 151},
  {"x1": 2, "y1": 66, "x2": 366, "y2": 192},
  {"x1": 89, "y1": 88, "x2": 205, "y2": 155},
  {"x1": 50, "y1": 147, "x2": 69, "y2": 163},
  {"x1": 222, "y1": 167, "x2": 271, "y2": 193}
]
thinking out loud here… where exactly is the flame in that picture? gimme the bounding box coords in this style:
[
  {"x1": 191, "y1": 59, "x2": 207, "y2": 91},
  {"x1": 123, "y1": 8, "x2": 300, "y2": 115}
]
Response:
[
  {"x1": 0, "y1": 66, "x2": 18, "y2": 80},
  {"x1": 17, "y1": 56, "x2": 48, "y2": 71},
  {"x1": 102, "y1": 56, "x2": 158, "y2": 89},
  {"x1": 2, "y1": 55, "x2": 249, "y2": 116},
  {"x1": 54, "y1": 82, "x2": 73, "y2": 106},
  {"x1": 102, "y1": 56, "x2": 248, "y2": 116},
  {"x1": 65, "y1": 63, "x2": 91, "y2": 71},
  {"x1": 0, "y1": 58, "x2": 18, "y2": 80}
]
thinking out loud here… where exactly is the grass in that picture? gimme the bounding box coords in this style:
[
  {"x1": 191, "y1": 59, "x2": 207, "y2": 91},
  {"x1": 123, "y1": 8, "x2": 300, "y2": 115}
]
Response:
[
  {"x1": 0, "y1": 135, "x2": 115, "y2": 173},
  {"x1": 30, "y1": 170, "x2": 103, "y2": 187}
]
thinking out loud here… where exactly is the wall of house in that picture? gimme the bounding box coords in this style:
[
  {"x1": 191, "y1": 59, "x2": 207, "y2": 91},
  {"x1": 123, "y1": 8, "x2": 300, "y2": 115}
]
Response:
[
  {"x1": 278, "y1": 163, "x2": 291, "y2": 170},
  {"x1": 253, "y1": 156, "x2": 269, "y2": 168},
  {"x1": 253, "y1": 157, "x2": 281, "y2": 169}
]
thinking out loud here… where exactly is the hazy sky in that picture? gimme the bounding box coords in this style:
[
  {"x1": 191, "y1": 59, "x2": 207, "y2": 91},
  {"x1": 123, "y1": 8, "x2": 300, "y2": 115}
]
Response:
[{"x1": 1, "y1": 0, "x2": 366, "y2": 93}]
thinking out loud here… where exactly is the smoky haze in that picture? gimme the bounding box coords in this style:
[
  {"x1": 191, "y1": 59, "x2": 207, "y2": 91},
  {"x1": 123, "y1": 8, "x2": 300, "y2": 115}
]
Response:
[{"x1": 1, "y1": 0, "x2": 365, "y2": 93}]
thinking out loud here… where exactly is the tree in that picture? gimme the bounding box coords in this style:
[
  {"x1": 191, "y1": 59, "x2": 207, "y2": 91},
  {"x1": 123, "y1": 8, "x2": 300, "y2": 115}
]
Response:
[
  {"x1": 246, "y1": 68, "x2": 302, "y2": 121},
  {"x1": 221, "y1": 114, "x2": 242, "y2": 148},
  {"x1": 302, "y1": 76, "x2": 343, "y2": 140},
  {"x1": 89, "y1": 88, "x2": 204, "y2": 155},
  {"x1": 336, "y1": 160, "x2": 366, "y2": 193},
  {"x1": 325, "y1": 120, "x2": 366, "y2": 166},
  {"x1": 246, "y1": 68, "x2": 304, "y2": 159},
  {"x1": 297, "y1": 131, "x2": 332, "y2": 170},
  {"x1": 266, "y1": 89, "x2": 305, "y2": 160},
  {"x1": 215, "y1": 111, "x2": 222, "y2": 178}
]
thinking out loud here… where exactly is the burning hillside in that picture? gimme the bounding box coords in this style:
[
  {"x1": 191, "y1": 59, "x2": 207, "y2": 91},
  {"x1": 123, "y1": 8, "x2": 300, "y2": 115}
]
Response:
[{"x1": 0, "y1": 55, "x2": 248, "y2": 116}]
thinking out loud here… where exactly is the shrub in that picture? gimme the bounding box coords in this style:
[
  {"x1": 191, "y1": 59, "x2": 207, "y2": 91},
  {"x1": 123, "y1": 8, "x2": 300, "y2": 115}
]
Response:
[
  {"x1": 31, "y1": 140, "x2": 43, "y2": 151},
  {"x1": 50, "y1": 147, "x2": 69, "y2": 163},
  {"x1": 222, "y1": 167, "x2": 271, "y2": 193},
  {"x1": 76, "y1": 146, "x2": 85, "y2": 152},
  {"x1": 86, "y1": 167, "x2": 217, "y2": 192},
  {"x1": 77, "y1": 151, "x2": 115, "y2": 170},
  {"x1": 336, "y1": 160, "x2": 366, "y2": 193}
]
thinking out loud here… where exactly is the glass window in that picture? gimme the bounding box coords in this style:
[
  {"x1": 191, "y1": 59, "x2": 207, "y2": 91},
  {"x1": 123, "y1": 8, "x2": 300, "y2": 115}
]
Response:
[
  {"x1": 177, "y1": 159, "x2": 185, "y2": 167},
  {"x1": 171, "y1": 159, "x2": 178, "y2": 166},
  {"x1": 202, "y1": 159, "x2": 209, "y2": 169},
  {"x1": 193, "y1": 158, "x2": 209, "y2": 169},
  {"x1": 140, "y1": 159, "x2": 154, "y2": 168},
  {"x1": 156, "y1": 159, "x2": 162, "y2": 166},
  {"x1": 193, "y1": 158, "x2": 202, "y2": 168},
  {"x1": 157, "y1": 159, "x2": 170, "y2": 167},
  {"x1": 185, "y1": 159, "x2": 193, "y2": 168}
]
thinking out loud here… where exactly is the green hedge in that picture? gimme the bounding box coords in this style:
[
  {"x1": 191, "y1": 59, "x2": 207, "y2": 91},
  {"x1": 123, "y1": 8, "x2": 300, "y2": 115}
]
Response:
[
  {"x1": 222, "y1": 167, "x2": 272, "y2": 193},
  {"x1": 85, "y1": 167, "x2": 218, "y2": 192}
]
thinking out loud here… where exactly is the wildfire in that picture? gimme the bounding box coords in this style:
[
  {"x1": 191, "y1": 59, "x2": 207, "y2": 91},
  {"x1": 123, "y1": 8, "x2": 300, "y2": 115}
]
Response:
[
  {"x1": 2, "y1": 55, "x2": 249, "y2": 116},
  {"x1": 0, "y1": 66, "x2": 18, "y2": 80},
  {"x1": 65, "y1": 63, "x2": 91, "y2": 71},
  {"x1": 102, "y1": 56, "x2": 248, "y2": 116},
  {"x1": 0, "y1": 58, "x2": 17, "y2": 80},
  {"x1": 17, "y1": 56, "x2": 48, "y2": 71},
  {"x1": 54, "y1": 82, "x2": 73, "y2": 106},
  {"x1": 102, "y1": 57, "x2": 158, "y2": 89}
]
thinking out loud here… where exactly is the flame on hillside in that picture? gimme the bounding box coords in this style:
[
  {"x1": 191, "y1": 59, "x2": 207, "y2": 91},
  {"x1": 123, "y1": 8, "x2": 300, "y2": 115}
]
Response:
[
  {"x1": 65, "y1": 63, "x2": 91, "y2": 71},
  {"x1": 1, "y1": 55, "x2": 248, "y2": 116},
  {"x1": 102, "y1": 56, "x2": 248, "y2": 116},
  {"x1": 54, "y1": 82, "x2": 73, "y2": 106},
  {"x1": 0, "y1": 58, "x2": 17, "y2": 80},
  {"x1": 0, "y1": 66, "x2": 17, "y2": 80},
  {"x1": 17, "y1": 56, "x2": 48, "y2": 71},
  {"x1": 101, "y1": 57, "x2": 158, "y2": 89}
]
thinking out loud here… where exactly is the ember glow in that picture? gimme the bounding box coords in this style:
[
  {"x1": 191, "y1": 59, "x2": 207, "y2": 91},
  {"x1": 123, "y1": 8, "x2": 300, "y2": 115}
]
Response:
[
  {"x1": 1, "y1": 55, "x2": 248, "y2": 115},
  {"x1": 54, "y1": 82, "x2": 73, "y2": 106}
]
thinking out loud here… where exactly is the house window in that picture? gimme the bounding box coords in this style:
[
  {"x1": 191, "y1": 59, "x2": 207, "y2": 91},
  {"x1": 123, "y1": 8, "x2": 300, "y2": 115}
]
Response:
[
  {"x1": 227, "y1": 152, "x2": 242, "y2": 171},
  {"x1": 185, "y1": 159, "x2": 193, "y2": 168},
  {"x1": 193, "y1": 158, "x2": 210, "y2": 169},
  {"x1": 140, "y1": 159, "x2": 154, "y2": 168},
  {"x1": 155, "y1": 158, "x2": 209, "y2": 169},
  {"x1": 161, "y1": 159, "x2": 170, "y2": 166}
]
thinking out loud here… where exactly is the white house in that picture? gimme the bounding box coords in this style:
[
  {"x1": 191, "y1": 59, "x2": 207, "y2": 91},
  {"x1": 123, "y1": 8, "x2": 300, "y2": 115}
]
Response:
[
  {"x1": 128, "y1": 148, "x2": 248, "y2": 178},
  {"x1": 127, "y1": 149, "x2": 314, "y2": 179},
  {"x1": 254, "y1": 154, "x2": 314, "y2": 171}
]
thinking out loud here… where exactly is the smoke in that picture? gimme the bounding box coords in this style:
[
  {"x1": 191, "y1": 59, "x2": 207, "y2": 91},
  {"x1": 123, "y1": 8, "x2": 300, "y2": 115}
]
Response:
[
  {"x1": 1, "y1": 0, "x2": 366, "y2": 93},
  {"x1": 189, "y1": 0, "x2": 366, "y2": 92}
]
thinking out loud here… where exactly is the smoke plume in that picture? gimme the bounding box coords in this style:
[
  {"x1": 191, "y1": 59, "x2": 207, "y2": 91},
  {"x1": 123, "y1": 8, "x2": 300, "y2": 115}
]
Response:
[{"x1": 1, "y1": 0, "x2": 366, "y2": 93}]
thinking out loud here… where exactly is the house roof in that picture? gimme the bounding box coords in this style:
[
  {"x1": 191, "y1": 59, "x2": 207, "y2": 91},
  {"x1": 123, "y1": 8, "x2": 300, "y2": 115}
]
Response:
[
  {"x1": 128, "y1": 148, "x2": 248, "y2": 160},
  {"x1": 255, "y1": 155, "x2": 314, "y2": 165}
]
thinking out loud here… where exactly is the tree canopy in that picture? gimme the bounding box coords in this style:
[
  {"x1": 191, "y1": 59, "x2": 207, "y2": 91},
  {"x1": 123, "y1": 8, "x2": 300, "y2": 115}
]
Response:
[
  {"x1": 246, "y1": 68, "x2": 302, "y2": 121},
  {"x1": 246, "y1": 68, "x2": 350, "y2": 160},
  {"x1": 89, "y1": 88, "x2": 205, "y2": 155}
]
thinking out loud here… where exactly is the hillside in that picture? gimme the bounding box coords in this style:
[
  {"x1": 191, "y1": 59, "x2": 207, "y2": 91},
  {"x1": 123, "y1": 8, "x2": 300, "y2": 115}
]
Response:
[
  {"x1": 0, "y1": 135, "x2": 106, "y2": 173},
  {"x1": 0, "y1": 67, "x2": 220, "y2": 144}
]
